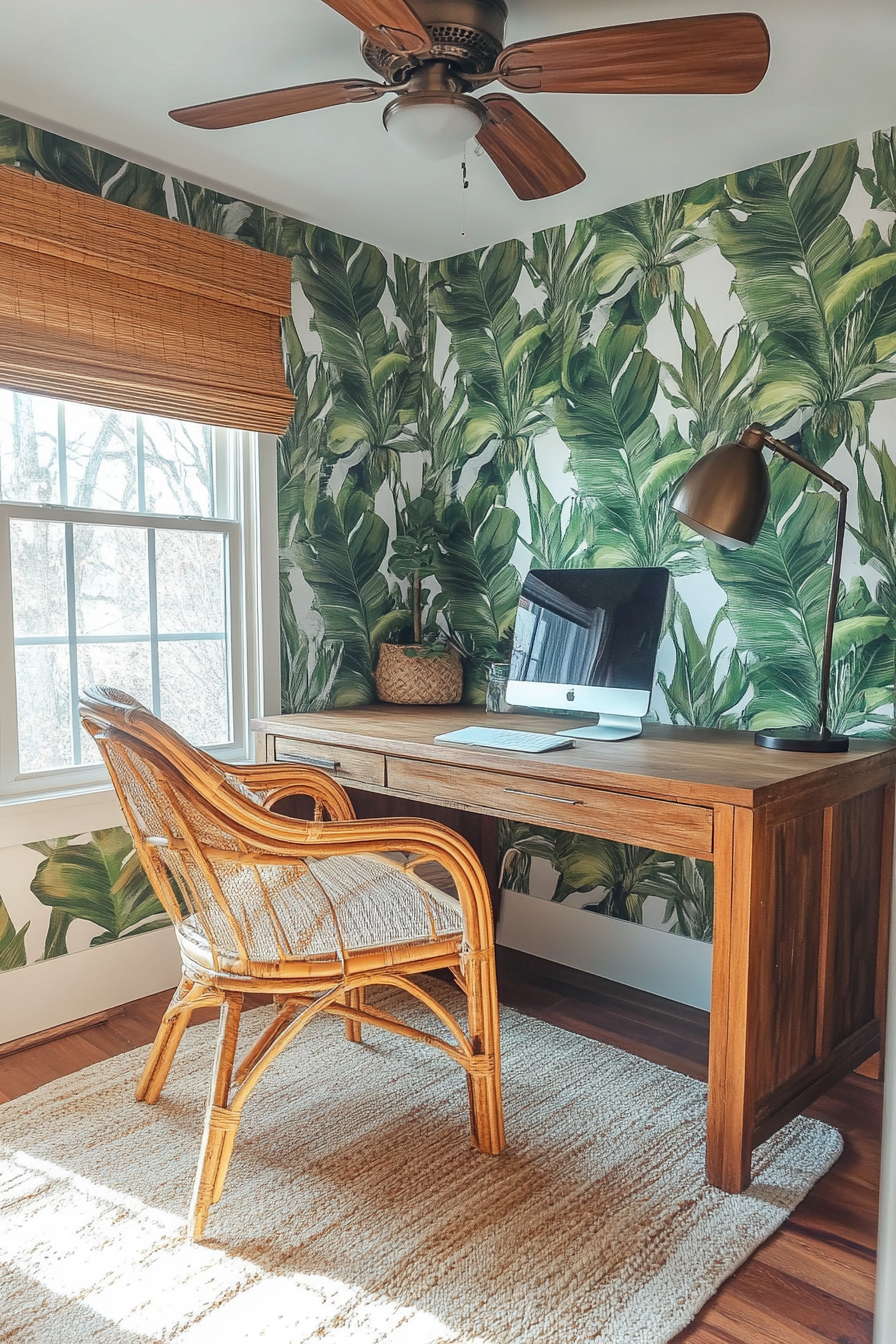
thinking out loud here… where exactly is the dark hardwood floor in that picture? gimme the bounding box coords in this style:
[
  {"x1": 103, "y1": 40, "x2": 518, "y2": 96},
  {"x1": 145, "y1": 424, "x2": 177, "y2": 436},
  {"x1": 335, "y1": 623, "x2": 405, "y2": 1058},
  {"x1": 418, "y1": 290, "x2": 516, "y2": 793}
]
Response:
[{"x1": 0, "y1": 946, "x2": 881, "y2": 1343}]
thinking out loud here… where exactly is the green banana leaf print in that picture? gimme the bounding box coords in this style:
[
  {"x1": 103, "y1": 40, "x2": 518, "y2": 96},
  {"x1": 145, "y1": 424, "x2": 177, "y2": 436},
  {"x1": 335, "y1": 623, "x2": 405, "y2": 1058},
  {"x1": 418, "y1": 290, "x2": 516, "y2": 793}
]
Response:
[
  {"x1": 7, "y1": 109, "x2": 896, "y2": 955},
  {"x1": 433, "y1": 241, "x2": 555, "y2": 488},
  {"x1": 549, "y1": 832, "x2": 676, "y2": 923},
  {"x1": 650, "y1": 857, "x2": 715, "y2": 943},
  {"x1": 293, "y1": 227, "x2": 415, "y2": 492},
  {"x1": 431, "y1": 480, "x2": 521, "y2": 695},
  {"x1": 27, "y1": 829, "x2": 168, "y2": 961},
  {"x1": 525, "y1": 220, "x2": 605, "y2": 386},
  {"x1": 657, "y1": 595, "x2": 750, "y2": 730},
  {"x1": 496, "y1": 820, "x2": 558, "y2": 896},
  {"x1": 827, "y1": 577, "x2": 895, "y2": 736},
  {"x1": 279, "y1": 320, "x2": 334, "y2": 551},
  {"x1": 0, "y1": 896, "x2": 29, "y2": 971},
  {"x1": 0, "y1": 117, "x2": 167, "y2": 214},
  {"x1": 715, "y1": 144, "x2": 896, "y2": 463},
  {"x1": 520, "y1": 474, "x2": 600, "y2": 571},
  {"x1": 288, "y1": 476, "x2": 405, "y2": 706},
  {"x1": 663, "y1": 296, "x2": 759, "y2": 455},
  {"x1": 708, "y1": 455, "x2": 895, "y2": 732},
  {"x1": 707, "y1": 457, "x2": 838, "y2": 728},
  {"x1": 555, "y1": 309, "x2": 704, "y2": 575},
  {"x1": 588, "y1": 184, "x2": 725, "y2": 323},
  {"x1": 851, "y1": 441, "x2": 896, "y2": 624}
]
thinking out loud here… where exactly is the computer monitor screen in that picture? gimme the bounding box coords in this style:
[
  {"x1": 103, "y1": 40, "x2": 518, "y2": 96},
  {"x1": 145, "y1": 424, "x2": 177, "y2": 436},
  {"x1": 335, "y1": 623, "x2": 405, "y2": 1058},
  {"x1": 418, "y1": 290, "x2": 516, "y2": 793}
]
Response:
[{"x1": 507, "y1": 567, "x2": 670, "y2": 724}]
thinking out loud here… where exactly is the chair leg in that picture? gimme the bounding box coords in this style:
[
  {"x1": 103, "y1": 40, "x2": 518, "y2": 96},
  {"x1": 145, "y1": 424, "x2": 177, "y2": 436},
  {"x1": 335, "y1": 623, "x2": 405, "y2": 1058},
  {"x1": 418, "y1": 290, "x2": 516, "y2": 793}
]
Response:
[
  {"x1": 345, "y1": 986, "x2": 364, "y2": 1043},
  {"x1": 233, "y1": 997, "x2": 300, "y2": 1086},
  {"x1": 189, "y1": 993, "x2": 244, "y2": 1241},
  {"x1": 463, "y1": 953, "x2": 506, "y2": 1157},
  {"x1": 136, "y1": 976, "x2": 203, "y2": 1104}
]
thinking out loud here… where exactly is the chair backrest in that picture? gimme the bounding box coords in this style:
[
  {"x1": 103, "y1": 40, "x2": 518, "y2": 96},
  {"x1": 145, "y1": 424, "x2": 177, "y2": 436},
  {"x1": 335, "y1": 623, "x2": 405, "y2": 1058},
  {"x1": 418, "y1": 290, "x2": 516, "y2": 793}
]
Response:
[
  {"x1": 80, "y1": 686, "x2": 330, "y2": 968},
  {"x1": 81, "y1": 685, "x2": 237, "y2": 789}
]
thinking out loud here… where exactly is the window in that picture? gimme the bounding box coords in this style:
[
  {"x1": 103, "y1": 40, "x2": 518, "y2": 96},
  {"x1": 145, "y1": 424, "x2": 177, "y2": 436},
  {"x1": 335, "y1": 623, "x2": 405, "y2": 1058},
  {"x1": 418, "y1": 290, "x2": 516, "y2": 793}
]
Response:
[{"x1": 0, "y1": 388, "x2": 266, "y2": 796}]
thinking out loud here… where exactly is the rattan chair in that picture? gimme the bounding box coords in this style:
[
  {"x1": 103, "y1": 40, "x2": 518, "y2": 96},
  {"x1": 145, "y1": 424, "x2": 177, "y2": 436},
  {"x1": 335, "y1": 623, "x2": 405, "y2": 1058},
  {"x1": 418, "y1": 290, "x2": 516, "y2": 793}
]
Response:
[{"x1": 80, "y1": 686, "x2": 505, "y2": 1240}]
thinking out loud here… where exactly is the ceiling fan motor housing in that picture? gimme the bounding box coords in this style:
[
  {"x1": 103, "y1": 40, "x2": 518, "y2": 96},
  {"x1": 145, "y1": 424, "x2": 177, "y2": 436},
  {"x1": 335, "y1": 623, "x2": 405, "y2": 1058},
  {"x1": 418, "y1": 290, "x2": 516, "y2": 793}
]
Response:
[{"x1": 362, "y1": 0, "x2": 508, "y2": 83}]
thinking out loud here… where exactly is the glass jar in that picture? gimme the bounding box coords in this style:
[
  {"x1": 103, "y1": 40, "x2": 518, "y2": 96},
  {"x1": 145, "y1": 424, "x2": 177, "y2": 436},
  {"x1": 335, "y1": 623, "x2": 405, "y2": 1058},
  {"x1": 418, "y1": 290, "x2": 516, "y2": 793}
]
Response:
[{"x1": 485, "y1": 661, "x2": 512, "y2": 713}]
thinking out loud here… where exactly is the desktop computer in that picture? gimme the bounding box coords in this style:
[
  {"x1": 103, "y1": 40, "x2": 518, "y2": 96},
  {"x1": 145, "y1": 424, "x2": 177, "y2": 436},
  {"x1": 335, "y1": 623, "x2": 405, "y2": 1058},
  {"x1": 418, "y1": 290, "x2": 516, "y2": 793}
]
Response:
[
  {"x1": 436, "y1": 567, "x2": 671, "y2": 752},
  {"x1": 506, "y1": 567, "x2": 671, "y2": 741}
]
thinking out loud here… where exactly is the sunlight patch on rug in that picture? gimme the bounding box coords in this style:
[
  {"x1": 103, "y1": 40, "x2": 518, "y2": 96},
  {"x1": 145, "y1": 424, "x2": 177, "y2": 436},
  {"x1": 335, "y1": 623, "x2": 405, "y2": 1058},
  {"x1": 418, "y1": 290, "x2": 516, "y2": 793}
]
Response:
[{"x1": 0, "y1": 1149, "x2": 481, "y2": 1343}]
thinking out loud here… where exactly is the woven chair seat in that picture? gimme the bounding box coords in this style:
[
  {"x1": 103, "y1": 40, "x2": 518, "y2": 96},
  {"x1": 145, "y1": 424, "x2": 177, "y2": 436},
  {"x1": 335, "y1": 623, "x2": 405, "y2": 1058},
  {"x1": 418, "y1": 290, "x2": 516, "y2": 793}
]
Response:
[{"x1": 175, "y1": 852, "x2": 464, "y2": 973}]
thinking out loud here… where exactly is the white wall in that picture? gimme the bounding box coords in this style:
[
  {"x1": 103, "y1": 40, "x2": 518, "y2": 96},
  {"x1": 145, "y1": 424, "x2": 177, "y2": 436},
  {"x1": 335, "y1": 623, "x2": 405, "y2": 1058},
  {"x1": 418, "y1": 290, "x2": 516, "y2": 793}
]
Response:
[
  {"x1": 497, "y1": 889, "x2": 713, "y2": 1012},
  {"x1": 0, "y1": 925, "x2": 181, "y2": 1043}
]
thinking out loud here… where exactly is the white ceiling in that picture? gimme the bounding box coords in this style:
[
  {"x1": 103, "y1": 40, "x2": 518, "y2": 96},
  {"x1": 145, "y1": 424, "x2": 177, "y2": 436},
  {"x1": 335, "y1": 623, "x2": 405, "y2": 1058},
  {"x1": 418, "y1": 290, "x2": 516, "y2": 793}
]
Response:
[{"x1": 2, "y1": 0, "x2": 896, "y2": 260}]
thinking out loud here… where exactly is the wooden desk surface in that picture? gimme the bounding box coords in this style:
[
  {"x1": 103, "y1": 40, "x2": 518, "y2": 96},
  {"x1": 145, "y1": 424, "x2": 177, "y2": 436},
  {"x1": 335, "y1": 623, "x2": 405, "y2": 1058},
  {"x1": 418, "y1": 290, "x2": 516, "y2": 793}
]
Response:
[{"x1": 251, "y1": 705, "x2": 896, "y2": 811}]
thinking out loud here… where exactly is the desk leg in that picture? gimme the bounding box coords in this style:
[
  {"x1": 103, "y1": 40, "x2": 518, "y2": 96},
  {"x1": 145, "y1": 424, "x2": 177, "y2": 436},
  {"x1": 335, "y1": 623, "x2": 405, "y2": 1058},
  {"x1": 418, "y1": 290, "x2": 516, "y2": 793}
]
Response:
[
  {"x1": 706, "y1": 804, "x2": 762, "y2": 1192},
  {"x1": 707, "y1": 785, "x2": 891, "y2": 1193}
]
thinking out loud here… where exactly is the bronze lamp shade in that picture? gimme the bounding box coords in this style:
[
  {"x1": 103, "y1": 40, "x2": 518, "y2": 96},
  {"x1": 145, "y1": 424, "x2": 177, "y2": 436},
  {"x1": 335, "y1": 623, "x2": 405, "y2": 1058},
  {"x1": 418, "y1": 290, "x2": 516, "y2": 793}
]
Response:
[
  {"x1": 670, "y1": 424, "x2": 770, "y2": 549},
  {"x1": 670, "y1": 423, "x2": 849, "y2": 753}
]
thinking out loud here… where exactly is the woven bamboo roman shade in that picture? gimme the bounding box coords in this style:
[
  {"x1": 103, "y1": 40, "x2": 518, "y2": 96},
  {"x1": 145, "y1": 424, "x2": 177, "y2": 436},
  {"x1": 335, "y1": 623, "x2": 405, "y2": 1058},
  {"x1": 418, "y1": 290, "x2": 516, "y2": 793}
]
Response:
[{"x1": 0, "y1": 167, "x2": 295, "y2": 433}]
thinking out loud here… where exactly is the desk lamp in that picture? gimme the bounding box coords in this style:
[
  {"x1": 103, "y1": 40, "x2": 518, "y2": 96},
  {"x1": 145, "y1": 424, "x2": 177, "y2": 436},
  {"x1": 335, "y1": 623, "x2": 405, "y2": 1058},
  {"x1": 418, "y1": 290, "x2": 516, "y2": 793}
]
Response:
[{"x1": 670, "y1": 422, "x2": 849, "y2": 752}]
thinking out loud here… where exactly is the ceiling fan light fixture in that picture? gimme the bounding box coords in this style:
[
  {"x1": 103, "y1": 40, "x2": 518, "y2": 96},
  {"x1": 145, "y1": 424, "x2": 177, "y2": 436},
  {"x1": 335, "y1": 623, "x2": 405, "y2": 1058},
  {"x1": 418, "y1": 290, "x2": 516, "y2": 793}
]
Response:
[{"x1": 383, "y1": 92, "x2": 485, "y2": 159}]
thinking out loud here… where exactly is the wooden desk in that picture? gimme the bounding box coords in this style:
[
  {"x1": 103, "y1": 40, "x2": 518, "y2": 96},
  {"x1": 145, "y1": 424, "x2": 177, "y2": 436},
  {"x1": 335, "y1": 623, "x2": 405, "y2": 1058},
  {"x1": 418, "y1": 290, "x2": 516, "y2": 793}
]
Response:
[{"x1": 251, "y1": 706, "x2": 896, "y2": 1193}]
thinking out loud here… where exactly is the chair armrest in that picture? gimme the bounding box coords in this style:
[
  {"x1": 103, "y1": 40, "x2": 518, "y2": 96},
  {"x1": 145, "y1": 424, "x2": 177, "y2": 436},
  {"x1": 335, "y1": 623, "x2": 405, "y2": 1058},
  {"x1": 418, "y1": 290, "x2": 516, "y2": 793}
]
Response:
[{"x1": 225, "y1": 763, "x2": 356, "y2": 822}]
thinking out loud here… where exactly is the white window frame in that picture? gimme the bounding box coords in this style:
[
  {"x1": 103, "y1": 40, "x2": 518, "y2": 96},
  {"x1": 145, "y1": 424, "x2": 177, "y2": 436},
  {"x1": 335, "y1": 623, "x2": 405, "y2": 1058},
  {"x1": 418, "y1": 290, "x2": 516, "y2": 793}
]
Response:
[{"x1": 0, "y1": 424, "x2": 279, "y2": 802}]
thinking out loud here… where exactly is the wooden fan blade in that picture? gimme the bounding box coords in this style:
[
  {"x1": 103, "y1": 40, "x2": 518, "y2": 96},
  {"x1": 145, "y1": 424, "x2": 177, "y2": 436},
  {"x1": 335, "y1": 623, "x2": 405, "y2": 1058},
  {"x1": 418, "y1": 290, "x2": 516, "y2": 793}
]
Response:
[
  {"x1": 476, "y1": 95, "x2": 585, "y2": 201},
  {"x1": 170, "y1": 78, "x2": 386, "y2": 129},
  {"x1": 321, "y1": 0, "x2": 431, "y2": 55},
  {"x1": 497, "y1": 13, "x2": 770, "y2": 95}
]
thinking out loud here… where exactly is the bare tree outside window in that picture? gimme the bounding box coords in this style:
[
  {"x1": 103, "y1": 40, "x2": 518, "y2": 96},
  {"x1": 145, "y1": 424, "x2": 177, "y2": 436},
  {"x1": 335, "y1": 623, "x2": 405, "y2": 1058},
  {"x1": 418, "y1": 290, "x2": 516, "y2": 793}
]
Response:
[{"x1": 1, "y1": 390, "x2": 233, "y2": 774}]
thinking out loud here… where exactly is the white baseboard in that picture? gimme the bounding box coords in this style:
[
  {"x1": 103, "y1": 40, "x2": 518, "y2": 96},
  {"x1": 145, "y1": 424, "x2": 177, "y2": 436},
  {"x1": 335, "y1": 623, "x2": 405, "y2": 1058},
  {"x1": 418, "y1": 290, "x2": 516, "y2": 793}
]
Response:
[
  {"x1": 0, "y1": 926, "x2": 181, "y2": 1045},
  {"x1": 496, "y1": 889, "x2": 713, "y2": 1011}
]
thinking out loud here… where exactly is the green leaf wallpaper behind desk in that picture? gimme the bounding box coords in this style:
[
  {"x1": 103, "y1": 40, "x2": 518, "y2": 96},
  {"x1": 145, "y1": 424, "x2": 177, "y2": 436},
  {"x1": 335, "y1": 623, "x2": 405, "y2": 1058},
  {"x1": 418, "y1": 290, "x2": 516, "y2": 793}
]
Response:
[
  {"x1": 2, "y1": 114, "x2": 896, "y2": 967},
  {"x1": 278, "y1": 133, "x2": 896, "y2": 943}
]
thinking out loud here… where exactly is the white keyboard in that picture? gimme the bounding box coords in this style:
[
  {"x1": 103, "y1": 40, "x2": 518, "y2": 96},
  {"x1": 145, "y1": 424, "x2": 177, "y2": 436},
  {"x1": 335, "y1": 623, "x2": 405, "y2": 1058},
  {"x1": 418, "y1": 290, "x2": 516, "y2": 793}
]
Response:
[{"x1": 434, "y1": 726, "x2": 575, "y2": 754}]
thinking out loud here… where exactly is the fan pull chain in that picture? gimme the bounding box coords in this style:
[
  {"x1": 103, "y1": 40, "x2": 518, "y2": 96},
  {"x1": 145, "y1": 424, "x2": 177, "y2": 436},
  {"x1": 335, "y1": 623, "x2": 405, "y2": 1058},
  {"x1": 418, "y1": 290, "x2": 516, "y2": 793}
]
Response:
[{"x1": 461, "y1": 156, "x2": 469, "y2": 238}]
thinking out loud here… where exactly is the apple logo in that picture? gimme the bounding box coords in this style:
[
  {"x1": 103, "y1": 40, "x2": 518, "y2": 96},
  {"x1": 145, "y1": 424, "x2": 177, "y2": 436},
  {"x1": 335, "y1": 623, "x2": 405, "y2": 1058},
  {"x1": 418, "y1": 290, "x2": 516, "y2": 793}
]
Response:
[{"x1": 566, "y1": 689, "x2": 575, "y2": 702}]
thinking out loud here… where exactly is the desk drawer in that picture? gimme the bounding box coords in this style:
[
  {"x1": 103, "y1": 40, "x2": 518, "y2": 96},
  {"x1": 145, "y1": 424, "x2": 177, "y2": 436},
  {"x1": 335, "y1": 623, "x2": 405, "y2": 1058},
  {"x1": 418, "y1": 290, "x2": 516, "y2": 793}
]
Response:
[
  {"x1": 386, "y1": 757, "x2": 713, "y2": 857},
  {"x1": 272, "y1": 737, "x2": 385, "y2": 787}
]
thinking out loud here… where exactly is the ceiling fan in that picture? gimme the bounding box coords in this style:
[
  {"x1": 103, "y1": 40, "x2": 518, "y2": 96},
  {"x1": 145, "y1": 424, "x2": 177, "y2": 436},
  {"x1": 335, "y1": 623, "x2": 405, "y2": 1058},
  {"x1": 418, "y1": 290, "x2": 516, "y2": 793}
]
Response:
[{"x1": 169, "y1": 1, "x2": 770, "y2": 201}]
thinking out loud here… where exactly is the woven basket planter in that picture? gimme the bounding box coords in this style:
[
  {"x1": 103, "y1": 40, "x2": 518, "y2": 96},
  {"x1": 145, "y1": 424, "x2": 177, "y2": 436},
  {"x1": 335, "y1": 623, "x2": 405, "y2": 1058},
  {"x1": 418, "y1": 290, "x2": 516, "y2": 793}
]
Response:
[{"x1": 375, "y1": 644, "x2": 463, "y2": 705}]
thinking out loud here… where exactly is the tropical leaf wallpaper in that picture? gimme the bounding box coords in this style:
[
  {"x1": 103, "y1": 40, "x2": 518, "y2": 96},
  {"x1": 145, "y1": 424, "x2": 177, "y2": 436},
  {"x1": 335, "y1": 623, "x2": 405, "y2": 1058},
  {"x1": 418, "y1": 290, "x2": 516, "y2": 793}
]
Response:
[
  {"x1": 0, "y1": 828, "x2": 164, "y2": 972},
  {"x1": 2, "y1": 112, "x2": 896, "y2": 969}
]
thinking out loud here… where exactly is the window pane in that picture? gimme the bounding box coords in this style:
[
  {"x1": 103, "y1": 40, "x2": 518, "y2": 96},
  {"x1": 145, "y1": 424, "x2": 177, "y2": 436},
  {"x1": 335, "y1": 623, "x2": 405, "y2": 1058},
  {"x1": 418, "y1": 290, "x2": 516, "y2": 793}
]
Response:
[
  {"x1": 77, "y1": 643, "x2": 153, "y2": 762},
  {"x1": 141, "y1": 416, "x2": 214, "y2": 517},
  {"x1": 2, "y1": 388, "x2": 237, "y2": 779},
  {"x1": 63, "y1": 402, "x2": 139, "y2": 511},
  {"x1": 72, "y1": 524, "x2": 149, "y2": 636},
  {"x1": 158, "y1": 640, "x2": 229, "y2": 744},
  {"x1": 15, "y1": 645, "x2": 73, "y2": 772},
  {"x1": 155, "y1": 529, "x2": 226, "y2": 635},
  {"x1": 0, "y1": 389, "x2": 60, "y2": 504},
  {"x1": 10, "y1": 520, "x2": 68, "y2": 636}
]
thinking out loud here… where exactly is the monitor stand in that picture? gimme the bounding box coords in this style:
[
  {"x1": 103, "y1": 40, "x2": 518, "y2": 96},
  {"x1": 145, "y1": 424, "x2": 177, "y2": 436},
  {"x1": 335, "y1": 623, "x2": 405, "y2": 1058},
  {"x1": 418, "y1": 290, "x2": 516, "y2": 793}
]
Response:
[{"x1": 555, "y1": 714, "x2": 643, "y2": 742}]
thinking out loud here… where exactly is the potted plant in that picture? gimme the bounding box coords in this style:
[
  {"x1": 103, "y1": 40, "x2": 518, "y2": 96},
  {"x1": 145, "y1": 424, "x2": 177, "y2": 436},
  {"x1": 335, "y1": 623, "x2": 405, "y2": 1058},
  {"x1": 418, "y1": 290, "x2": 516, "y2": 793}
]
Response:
[{"x1": 375, "y1": 495, "x2": 464, "y2": 705}]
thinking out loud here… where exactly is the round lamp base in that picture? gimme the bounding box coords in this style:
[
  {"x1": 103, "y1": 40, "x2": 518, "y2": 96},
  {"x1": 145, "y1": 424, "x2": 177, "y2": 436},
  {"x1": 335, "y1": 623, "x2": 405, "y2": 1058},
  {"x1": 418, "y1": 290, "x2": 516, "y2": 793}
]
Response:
[{"x1": 754, "y1": 726, "x2": 849, "y2": 753}]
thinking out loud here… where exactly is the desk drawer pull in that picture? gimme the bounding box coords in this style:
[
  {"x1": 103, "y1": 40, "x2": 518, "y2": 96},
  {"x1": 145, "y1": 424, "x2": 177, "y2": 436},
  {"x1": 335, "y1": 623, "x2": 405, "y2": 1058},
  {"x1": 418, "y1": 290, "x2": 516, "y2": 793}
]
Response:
[
  {"x1": 504, "y1": 787, "x2": 583, "y2": 806},
  {"x1": 277, "y1": 752, "x2": 339, "y2": 772}
]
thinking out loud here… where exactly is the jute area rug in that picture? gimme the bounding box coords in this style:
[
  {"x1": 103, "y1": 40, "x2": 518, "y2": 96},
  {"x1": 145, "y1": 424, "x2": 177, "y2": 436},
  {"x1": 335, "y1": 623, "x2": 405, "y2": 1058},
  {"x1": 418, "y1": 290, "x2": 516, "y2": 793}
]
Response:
[{"x1": 0, "y1": 983, "x2": 840, "y2": 1344}]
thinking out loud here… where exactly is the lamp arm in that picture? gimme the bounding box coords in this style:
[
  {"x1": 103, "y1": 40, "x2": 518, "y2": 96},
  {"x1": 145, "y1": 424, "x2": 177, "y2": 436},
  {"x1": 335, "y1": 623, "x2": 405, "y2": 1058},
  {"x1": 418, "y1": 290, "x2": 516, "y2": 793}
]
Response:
[{"x1": 757, "y1": 427, "x2": 849, "y2": 734}]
